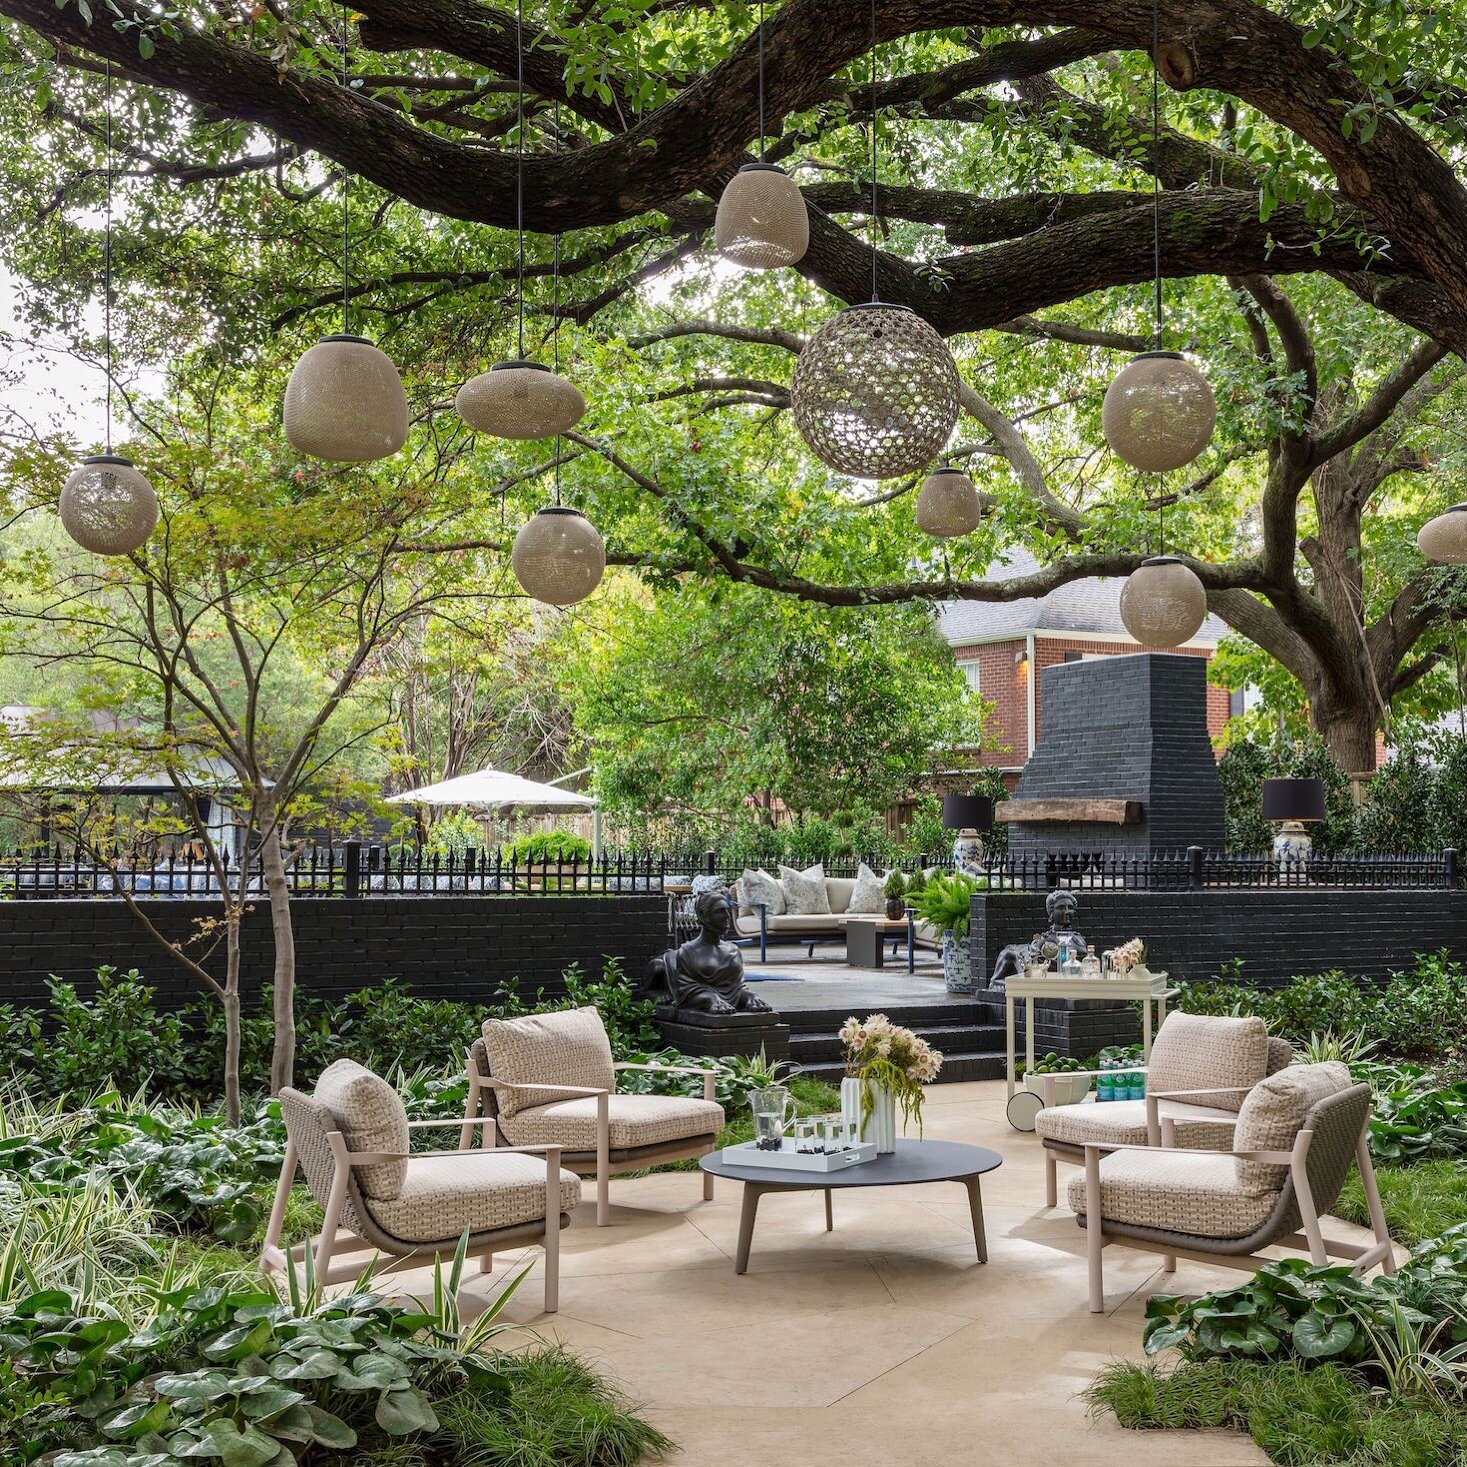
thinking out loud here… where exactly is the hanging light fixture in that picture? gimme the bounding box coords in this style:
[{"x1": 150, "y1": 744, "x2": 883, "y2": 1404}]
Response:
[
  {"x1": 60, "y1": 59, "x2": 157, "y2": 557},
  {"x1": 283, "y1": 10, "x2": 408, "y2": 462},
  {"x1": 915, "y1": 466, "x2": 981, "y2": 538},
  {"x1": 458, "y1": 0, "x2": 585, "y2": 440},
  {"x1": 714, "y1": 0, "x2": 807, "y2": 270},
  {"x1": 789, "y1": 0, "x2": 958, "y2": 477},
  {"x1": 1418, "y1": 504, "x2": 1467, "y2": 564},
  {"x1": 1119, "y1": 554, "x2": 1207, "y2": 647},
  {"x1": 1101, "y1": 3, "x2": 1214, "y2": 473}
]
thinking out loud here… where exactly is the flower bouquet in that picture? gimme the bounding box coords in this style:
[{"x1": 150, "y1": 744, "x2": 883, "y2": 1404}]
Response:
[
  {"x1": 837, "y1": 1012, "x2": 943, "y2": 1151},
  {"x1": 1107, "y1": 938, "x2": 1147, "y2": 975}
]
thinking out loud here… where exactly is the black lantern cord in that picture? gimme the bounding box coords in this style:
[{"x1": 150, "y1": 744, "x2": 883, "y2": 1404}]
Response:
[
  {"x1": 868, "y1": 0, "x2": 878, "y2": 302},
  {"x1": 340, "y1": 6, "x2": 351, "y2": 336},
  {"x1": 757, "y1": 0, "x2": 765, "y2": 160},
  {"x1": 515, "y1": 0, "x2": 526, "y2": 361},
  {"x1": 553, "y1": 94, "x2": 563, "y2": 507},
  {"x1": 102, "y1": 56, "x2": 113, "y2": 454},
  {"x1": 1150, "y1": 0, "x2": 1162, "y2": 349}
]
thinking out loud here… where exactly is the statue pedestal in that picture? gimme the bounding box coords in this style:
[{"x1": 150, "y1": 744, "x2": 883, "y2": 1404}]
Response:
[{"x1": 655, "y1": 1009, "x2": 791, "y2": 1061}]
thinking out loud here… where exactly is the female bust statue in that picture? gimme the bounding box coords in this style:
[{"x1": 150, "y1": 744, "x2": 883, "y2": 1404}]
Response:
[{"x1": 645, "y1": 889, "x2": 774, "y2": 1018}]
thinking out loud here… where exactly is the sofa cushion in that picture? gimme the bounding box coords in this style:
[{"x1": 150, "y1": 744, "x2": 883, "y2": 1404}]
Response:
[
  {"x1": 481, "y1": 1007, "x2": 615, "y2": 1121},
  {"x1": 739, "y1": 867, "x2": 785, "y2": 916},
  {"x1": 780, "y1": 863, "x2": 830, "y2": 915},
  {"x1": 1233, "y1": 1061, "x2": 1352, "y2": 1191},
  {"x1": 1148, "y1": 1012, "x2": 1270, "y2": 1112},
  {"x1": 825, "y1": 875, "x2": 857, "y2": 913},
  {"x1": 846, "y1": 863, "x2": 887, "y2": 915},
  {"x1": 1067, "y1": 1149, "x2": 1274, "y2": 1239},
  {"x1": 499, "y1": 1092, "x2": 725, "y2": 1152},
  {"x1": 313, "y1": 1059, "x2": 410, "y2": 1202},
  {"x1": 1036, "y1": 1098, "x2": 1240, "y2": 1152},
  {"x1": 365, "y1": 1152, "x2": 582, "y2": 1243}
]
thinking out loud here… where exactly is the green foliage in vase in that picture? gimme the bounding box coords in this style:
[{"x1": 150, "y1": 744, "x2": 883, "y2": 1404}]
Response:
[{"x1": 908, "y1": 871, "x2": 981, "y2": 939}]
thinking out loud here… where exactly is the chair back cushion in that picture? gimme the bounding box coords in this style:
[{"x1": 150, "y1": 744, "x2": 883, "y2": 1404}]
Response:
[
  {"x1": 1233, "y1": 1061, "x2": 1352, "y2": 1191},
  {"x1": 481, "y1": 1005, "x2": 615, "y2": 1121},
  {"x1": 844, "y1": 863, "x2": 887, "y2": 915},
  {"x1": 312, "y1": 1059, "x2": 410, "y2": 1201},
  {"x1": 1147, "y1": 1012, "x2": 1270, "y2": 1112},
  {"x1": 825, "y1": 876, "x2": 857, "y2": 913},
  {"x1": 739, "y1": 867, "x2": 785, "y2": 916},
  {"x1": 779, "y1": 862, "x2": 830, "y2": 915},
  {"x1": 1265, "y1": 1037, "x2": 1294, "y2": 1076}
]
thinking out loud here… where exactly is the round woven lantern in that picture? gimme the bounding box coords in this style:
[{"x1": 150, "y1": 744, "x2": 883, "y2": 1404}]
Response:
[
  {"x1": 1102, "y1": 351, "x2": 1216, "y2": 473},
  {"x1": 512, "y1": 506, "x2": 606, "y2": 606},
  {"x1": 1418, "y1": 504, "x2": 1467, "y2": 564},
  {"x1": 457, "y1": 360, "x2": 586, "y2": 441},
  {"x1": 791, "y1": 303, "x2": 960, "y2": 478},
  {"x1": 1118, "y1": 555, "x2": 1208, "y2": 647},
  {"x1": 283, "y1": 335, "x2": 408, "y2": 463},
  {"x1": 714, "y1": 164, "x2": 809, "y2": 270},
  {"x1": 59, "y1": 455, "x2": 158, "y2": 555},
  {"x1": 915, "y1": 467, "x2": 982, "y2": 538}
]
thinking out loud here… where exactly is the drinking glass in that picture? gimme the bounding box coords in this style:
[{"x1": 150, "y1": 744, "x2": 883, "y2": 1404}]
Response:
[{"x1": 793, "y1": 1118, "x2": 822, "y2": 1154}]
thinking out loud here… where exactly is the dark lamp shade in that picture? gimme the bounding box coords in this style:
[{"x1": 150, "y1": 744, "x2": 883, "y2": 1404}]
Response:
[
  {"x1": 1261, "y1": 777, "x2": 1327, "y2": 823},
  {"x1": 942, "y1": 793, "x2": 994, "y2": 831}
]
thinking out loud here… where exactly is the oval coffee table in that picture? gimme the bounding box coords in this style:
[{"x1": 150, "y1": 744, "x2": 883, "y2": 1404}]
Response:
[{"x1": 700, "y1": 1139, "x2": 1003, "y2": 1274}]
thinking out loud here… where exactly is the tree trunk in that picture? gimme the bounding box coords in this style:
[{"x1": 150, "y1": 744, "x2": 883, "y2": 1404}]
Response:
[
  {"x1": 222, "y1": 932, "x2": 242, "y2": 1126},
  {"x1": 1311, "y1": 689, "x2": 1380, "y2": 775},
  {"x1": 261, "y1": 815, "x2": 297, "y2": 1094}
]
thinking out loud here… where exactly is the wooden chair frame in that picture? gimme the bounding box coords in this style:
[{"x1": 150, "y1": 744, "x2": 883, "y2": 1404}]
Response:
[
  {"x1": 461, "y1": 1052, "x2": 721, "y2": 1226},
  {"x1": 261, "y1": 1115, "x2": 567, "y2": 1312}
]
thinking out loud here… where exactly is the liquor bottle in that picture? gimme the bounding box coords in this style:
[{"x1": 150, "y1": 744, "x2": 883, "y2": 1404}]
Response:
[{"x1": 1081, "y1": 944, "x2": 1101, "y2": 980}]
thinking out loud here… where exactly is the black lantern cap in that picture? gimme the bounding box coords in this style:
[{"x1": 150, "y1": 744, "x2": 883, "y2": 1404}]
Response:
[
  {"x1": 942, "y1": 793, "x2": 994, "y2": 831},
  {"x1": 1261, "y1": 777, "x2": 1327, "y2": 823}
]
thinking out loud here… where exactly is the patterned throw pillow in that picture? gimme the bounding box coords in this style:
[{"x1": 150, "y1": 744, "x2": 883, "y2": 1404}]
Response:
[
  {"x1": 846, "y1": 862, "x2": 888, "y2": 914},
  {"x1": 739, "y1": 867, "x2": 785, "y2": 916},
  {"x1": 481, "y1": 1006, "x2": 616, "y2": 1121},
  {"x1": 779, "y1": 862, "x2": 831, "y2": 915}
]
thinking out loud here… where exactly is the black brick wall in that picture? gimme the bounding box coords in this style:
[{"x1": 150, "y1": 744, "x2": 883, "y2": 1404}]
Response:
[{"x1": 0, "y1": 896, "x2": 667, "y2": 1010}]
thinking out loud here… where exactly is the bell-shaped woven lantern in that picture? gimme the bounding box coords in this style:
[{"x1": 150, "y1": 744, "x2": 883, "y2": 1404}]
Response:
[
  {"x1": 1418, "y1": 504, "x2": 1467, "y2": 565},
  {"x1": 1119, "y1": 555, "x2": 1208, "y2": 648},
  {"x1": 915, "y1": 466, "x2": 981, "y2": 538},
  {"x1": 457, "y1": 361, "x2": 586, "y2": 441},
  {"x1": 715, "y1": 164, "x2": 809, "y2": 270},
  {"x1": 791, "y1": 303, "x2": 960, "y2": 478},
  {"x1": 283, "y1": 334, "x2": 409, "y2": 463},
  {"x1": 512, "y1": 505, "x2": 606, "y2": 606},
  {"x1": 59, "y1": 455, "x2": 158, "y2": 555},
  {"x1": 1102, "y1": 351, "x2": 1216, "y2": 473}
]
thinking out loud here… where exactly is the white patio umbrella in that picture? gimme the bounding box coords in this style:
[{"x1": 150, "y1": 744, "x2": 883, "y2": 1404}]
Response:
[{"x1": 385, "y1": 766, "x2": 600, "y2": 853}]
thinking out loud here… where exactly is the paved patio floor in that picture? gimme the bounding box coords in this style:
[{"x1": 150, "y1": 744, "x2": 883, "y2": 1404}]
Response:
[{"x1": 346, "y1": 1079, "x2": 1392, "y2": 1465}]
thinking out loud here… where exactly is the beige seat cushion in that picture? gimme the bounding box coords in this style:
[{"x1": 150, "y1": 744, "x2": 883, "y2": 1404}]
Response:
[
  {"x1": 499, "y1": 1092, "x2": 726, "y2": 1151},
  {"x1": 365, "y1": 1152, "x2": 582, "y2": 1243},
  {"x1": 313, "y1": 1059, "x2": 410, "y2": 1201},
  {"x1": 1036, "y1": 1098, "x2": 1239, "y2": 1151},
  {"x1": 1148, "y1": 1012, "x2": 1270, "y2": 1112},
  {"x1": 762, "y1": 913, "x2": 846, "y2": 933},
  {"x1": 1068, "y1": 1150, "x2": 1275, "y2": 1239},
  {"x1": 912, "y1": 918, "x2": 940, "y2": 949},
  {"x1": 825, "y1": 875, "x2": 857, "y2": 913},
  {"x1": 481, "y1": 1007, "x2": 615, "y2": 1121},
  {"x1": 1233, "y1": 1061, "x2": 1352, "y2": 1190}
]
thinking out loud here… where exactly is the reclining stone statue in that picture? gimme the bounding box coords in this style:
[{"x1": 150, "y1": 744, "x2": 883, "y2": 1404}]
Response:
[{"x1": 643, "y1": 888, "x2": 774, "y2": 1022}]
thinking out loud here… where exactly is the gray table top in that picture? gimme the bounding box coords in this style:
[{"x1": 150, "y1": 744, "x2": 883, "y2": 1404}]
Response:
[{"x1": 699, "y1": 1137, "x2": 1003, "y2": 1188}]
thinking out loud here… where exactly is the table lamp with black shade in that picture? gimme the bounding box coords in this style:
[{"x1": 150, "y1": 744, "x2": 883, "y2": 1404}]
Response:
[
  {"x1": 942, "y1": 792, "x2": 995, "y2": 877},
  {"x1": 1261, "y1": 777, "x2": 1327, "y2": 869}
]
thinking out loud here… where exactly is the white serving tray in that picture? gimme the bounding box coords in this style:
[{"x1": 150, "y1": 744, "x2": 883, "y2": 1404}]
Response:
[{"x1": 721, "y1": 1138, "x2": 878, "y2": 1172}]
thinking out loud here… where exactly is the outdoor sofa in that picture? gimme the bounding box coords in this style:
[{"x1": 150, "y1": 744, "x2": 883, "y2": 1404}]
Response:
[{"x1": 733, "y1": 866, "x2": 940, "y2": 961}]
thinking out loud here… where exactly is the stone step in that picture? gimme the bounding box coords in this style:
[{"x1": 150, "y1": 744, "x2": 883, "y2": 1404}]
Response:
[
  {"x1": 777, "y1": 1001, "x2": 981, "y2": 1031},
  {"x1": 788, "y1": 1021, "x2": 1005, "y2": 1066},
  {"x1": 792, "y1": 1050, "x2": 1007, "y2": 1087}
]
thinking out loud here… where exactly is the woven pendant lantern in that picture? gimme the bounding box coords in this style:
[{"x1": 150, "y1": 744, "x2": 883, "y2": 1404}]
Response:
[
  {"x1": 456, "y1": 361, "x2": 586, "y2": 440},
  {"x1": 1119, "y1": 555, "x2": 1208, "y2": 647},
  {"x1": 283, "y1": 335, "x2": 409, "y2": 462},
  {"x1": 916, "y1": 466, "x2": 981, "y2": 538},
  {"x1": 59, "y1": 454, "x2": 158, "y2": 555},
  {"x1": 791, "y1": 304, "x2": 959, "y2": 478},
  {"x1": 716, "y1": 164, "x2": 808, "y2": 270},
  {"x1": 1418, "y1": 504, "x2": 1467, "y2": 564},
  {"x1": 512, "y1": 505, "x2": 605, "y2": 606},
  {"x1": 1102, "y1": 351, "x2": 1215, "y2": 473}
]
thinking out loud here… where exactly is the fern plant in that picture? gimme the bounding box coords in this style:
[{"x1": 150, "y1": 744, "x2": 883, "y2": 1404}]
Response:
[{"x1": 910, "y1": 871, "x2": 980, "y2": 938}]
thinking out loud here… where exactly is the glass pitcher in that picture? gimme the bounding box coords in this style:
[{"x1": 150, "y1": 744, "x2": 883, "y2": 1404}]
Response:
[{"x1": 749, "y1": 1085, "x2": 791, "y2": 1151}]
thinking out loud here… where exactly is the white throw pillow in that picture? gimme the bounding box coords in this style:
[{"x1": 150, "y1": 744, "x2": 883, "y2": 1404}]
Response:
[
  {"x1": 780, "y1": 862, "x2": 831, "y2": 915},
  {"x1": 739, "y1": 867, "x2": 785, "y2": 916},
  {"x1": 846, "y1": 862, "x2": 888, "y2": 914}
]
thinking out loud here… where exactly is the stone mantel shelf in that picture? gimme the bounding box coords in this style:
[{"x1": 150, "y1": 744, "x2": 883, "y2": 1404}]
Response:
[{"x1": 994, "y1": 798, "x2": 1143, "y2": 825}]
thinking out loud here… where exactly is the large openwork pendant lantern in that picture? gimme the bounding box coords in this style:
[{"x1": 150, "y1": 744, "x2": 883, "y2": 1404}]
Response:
[
  {"x1": 59, "y1": 455, "x2": 159, "y2": 555},
  {"x1": 457, "y1": 361, "x2": 586, "y2": 441},
  {"x1": 284, "y1": 335, "x2": 409, "y2": 462},
  {"x1": 512, "y1": 505, "x2": 606, "y2": 606},
  {"x1": 1119, "y1": 555, "x2": 1208, "y2": 647},
  {"x1": 915, "y1": 467, "x2": 981, "y2": 538},
  {"x1": 791, "y1": 304, "x2": 960, "y2": 478},
  {"x1": 1418, "y1": 504, "x2": 1467, "y2": 564},
  {"x1": 1103, "y1": 351, "x2": 1216, "y2": 472},
  {"x1": 715, "y1": 164, "x2": 809, "y2": 270}
]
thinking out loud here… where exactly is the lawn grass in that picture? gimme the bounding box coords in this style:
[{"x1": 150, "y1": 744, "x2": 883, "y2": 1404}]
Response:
[
  {"x1": 1336, "y1": 1157, "x2": 1467, "y2": 1246},
  {"x1": 1088, "y1": 1358, "x2": 1466, "y2": 1467}
]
